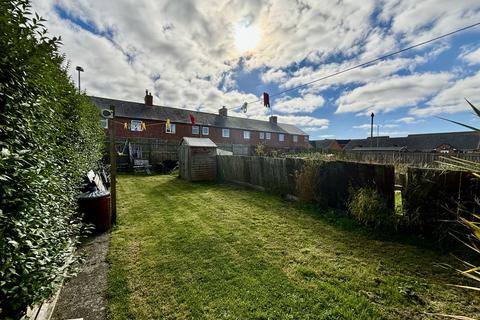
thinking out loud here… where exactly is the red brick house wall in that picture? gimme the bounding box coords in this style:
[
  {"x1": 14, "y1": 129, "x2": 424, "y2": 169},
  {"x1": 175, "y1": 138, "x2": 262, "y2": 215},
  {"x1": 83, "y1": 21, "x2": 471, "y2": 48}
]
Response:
[{"x1": 107, "y1": 116, "x2": 310, "y2": 149}]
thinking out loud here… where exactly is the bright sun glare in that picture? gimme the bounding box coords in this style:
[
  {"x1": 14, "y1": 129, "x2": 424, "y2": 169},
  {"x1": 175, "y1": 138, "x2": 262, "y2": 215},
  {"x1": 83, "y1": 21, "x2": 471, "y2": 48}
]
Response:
[{"x1": 234, "y1": 24, "x2": 260, "y2": 53}]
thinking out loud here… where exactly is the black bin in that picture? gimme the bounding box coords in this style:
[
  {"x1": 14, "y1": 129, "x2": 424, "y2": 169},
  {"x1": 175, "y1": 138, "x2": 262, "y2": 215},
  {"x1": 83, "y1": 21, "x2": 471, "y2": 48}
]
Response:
[{"x1": 78, "y1": 190, "x2": 112, "y2": 232}]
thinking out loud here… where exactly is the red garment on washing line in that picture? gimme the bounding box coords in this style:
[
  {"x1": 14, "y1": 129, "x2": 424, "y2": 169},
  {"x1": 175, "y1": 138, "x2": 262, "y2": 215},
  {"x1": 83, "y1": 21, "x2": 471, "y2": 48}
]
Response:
[
  {"x1": 263, "y1": 92, "x2": 270, "y2": 108},
  {"x1": 189, "y1": 113, "x2": 196, "y2": 125}
]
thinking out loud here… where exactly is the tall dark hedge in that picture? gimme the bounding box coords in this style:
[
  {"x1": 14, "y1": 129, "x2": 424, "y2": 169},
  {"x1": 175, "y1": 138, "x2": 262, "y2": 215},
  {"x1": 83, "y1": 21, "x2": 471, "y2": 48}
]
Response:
[{"x1": 0, "y1": 0, "x2": 104, "y2": 318}]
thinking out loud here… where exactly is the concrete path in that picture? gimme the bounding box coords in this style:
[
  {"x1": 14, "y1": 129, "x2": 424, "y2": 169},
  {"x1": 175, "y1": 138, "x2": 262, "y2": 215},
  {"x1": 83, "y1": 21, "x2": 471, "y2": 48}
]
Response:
[{"x1": 51, "y1": 232, "x2": 110, "y2": 320}]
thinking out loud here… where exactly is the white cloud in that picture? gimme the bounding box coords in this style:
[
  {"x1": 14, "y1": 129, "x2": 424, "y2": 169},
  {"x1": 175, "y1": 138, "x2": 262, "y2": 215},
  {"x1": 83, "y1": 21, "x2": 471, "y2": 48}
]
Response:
[
  {"x1": 395, "y1": 117, "x2": 415, "y2": 123},
  {"x1": 318, "y1": 134, "x2": 336, "y2": 138},
  {"x1": 410, "y1": 70, "x2": 480, "y2": 116},
  {"x1": 263, "y1": 53, "x2": 436, "y2": 98},
  {"x1": 31, "y1": 0, "x2": 381, "y2": 102},
  {"x1": 273, "y1": 94, "x2": 325, "y2": 114},
  {"x1": 261, "y1": 69, "x2": 287, "y2": 83},
  {"x1": 31, "y1": 0, "x2": 262, "y2": 113},
  {"x1": 354, "y1": 124, "x2": 373, "y2": 129},
  {"x1": 379, "y1": 0, "x2": 480, "y2": 44},
  {"x1": 30, "y1": 0, "x2": 480, "y2": 124},
  {"x1": 394, "y1": 117, "x2": 425, "y2": 124},
  {"x1": 245, "y1": 0, "x2": 377, "y2": 69},
  {"x1": 336, "y1": 73, "x2": 452, "y2": 114},
  {"x1": 460, "y1": 47, "x2": 480, "y2": 65},
  {"x1": 277, "y1": 115, "x2": 329, "y2": 129}
]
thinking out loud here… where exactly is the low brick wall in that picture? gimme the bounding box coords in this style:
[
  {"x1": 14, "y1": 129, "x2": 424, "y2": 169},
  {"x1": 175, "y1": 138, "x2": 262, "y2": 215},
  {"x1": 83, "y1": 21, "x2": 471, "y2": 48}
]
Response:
[{"x1": 217, "y1": 156, "x2": 395, "y2": 210}]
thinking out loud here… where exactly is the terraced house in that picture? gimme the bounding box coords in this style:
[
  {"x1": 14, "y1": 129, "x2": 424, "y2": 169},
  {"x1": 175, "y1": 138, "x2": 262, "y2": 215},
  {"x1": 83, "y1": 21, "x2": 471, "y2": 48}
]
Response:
[{"x1": 90, "y1": 92, "x2": 309, "y2": 157}]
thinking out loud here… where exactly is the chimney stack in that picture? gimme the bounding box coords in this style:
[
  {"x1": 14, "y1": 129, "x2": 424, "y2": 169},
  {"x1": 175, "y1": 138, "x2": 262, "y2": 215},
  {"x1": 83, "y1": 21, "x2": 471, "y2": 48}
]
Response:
[
  {"x1": 269, "y1": 116, "x2": 277, "y2": 124},
  {"x1": 219, "y1": 106, "x2": 228, "y2": 117},
  {"x1": 144, "y1": 90, "x2": 153, "y2": 106}
]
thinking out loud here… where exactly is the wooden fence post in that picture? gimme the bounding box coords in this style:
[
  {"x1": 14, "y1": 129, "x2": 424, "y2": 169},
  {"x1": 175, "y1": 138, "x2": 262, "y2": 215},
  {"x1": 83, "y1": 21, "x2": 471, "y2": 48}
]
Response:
[{"x1": 109, "y1": 105, "x2": 117, "y2": 225}]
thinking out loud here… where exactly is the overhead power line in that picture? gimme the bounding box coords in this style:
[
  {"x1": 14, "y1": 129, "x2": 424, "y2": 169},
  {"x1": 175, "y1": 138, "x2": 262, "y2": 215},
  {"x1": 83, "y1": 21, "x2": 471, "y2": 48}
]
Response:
[{"x1": 228, "y1": 21, "x2": 480, "y2": 111}]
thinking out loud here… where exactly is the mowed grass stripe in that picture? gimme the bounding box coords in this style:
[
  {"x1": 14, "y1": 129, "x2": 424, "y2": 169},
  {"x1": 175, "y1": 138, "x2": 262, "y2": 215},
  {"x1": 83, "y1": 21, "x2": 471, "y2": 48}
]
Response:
[{"x1": 107, "y1": 175, "x2": 480, "y2": 320}]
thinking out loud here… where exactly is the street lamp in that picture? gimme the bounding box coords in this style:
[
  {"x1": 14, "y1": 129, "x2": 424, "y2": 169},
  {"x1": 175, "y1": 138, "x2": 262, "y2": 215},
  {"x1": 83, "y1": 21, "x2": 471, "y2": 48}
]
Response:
[
  {"x1": 76, "y1": 66, "x2": 84, "y2": 93},
  {"x1": 370, "y1": 112, "x2": 375, "y2": 139},
  {"x1": 370, "y1": 112, "x2": 375, "y2": 147}
]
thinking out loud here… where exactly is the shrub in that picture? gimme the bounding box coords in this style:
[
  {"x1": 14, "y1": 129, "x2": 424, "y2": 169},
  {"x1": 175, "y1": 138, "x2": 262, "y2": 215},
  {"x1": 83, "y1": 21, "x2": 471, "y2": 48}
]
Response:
[
  {"x1": 254, "y1": 143, "x2": 266, "y2": 156},
  {"x1": 347, "y1": 187, "x2": 390, "y2": 228},
  {"x1": 0, "y1": 1, "x2": 103, "y2": 318}
]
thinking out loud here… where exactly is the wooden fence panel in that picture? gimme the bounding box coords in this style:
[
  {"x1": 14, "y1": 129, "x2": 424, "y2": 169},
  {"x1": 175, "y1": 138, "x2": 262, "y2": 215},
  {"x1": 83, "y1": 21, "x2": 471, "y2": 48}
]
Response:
[
  {"x1": 403, "y1": 167, "x2": 479, "y2": 234},
  {"x1": 217, "y1": 156, "x2": 394, "y2": 210},
  {"x1": 329, "y1": 151, "x2": 480, "y2": 165}
]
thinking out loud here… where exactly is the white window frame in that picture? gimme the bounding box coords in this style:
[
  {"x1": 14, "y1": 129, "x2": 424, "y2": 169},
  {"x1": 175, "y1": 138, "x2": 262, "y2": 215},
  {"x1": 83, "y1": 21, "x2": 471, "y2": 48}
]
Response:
[
  {"x1": 259, "y1": 132, "x2": 265, "y2": 139},
  {"x1": 304, "y1": 135, "x2": 309, "y2": 142},
  {"x1": 100, "y1": 119, "x2": 108, "y2": 129},
  {"x1": 279, "y1": 133, "x2": 285, "y2": 142},
  {"x1": 130, "y1": 120, "x2": 142, "y2": 132},
  {"x1": 202, "y1": 126, "x2": 209, "y2": 135},
  {"x1": 266, "y1": 132, "x2": 271, "y2": 140},
  {"x1": 293, "y1": 135, "x2": 298, "y2": 143},
  {"x1": 192, "y1": 125, "x2": 199, "y2": 135},
  {"x1": 243, "y1": 131, "x2": 250, "y2": 140},
  {"x1": 166, "y1": 123, "x2": 176, "y2": 134},
  {"x1": 222, "y1": 128, "x2": 230, "y2": 138}
]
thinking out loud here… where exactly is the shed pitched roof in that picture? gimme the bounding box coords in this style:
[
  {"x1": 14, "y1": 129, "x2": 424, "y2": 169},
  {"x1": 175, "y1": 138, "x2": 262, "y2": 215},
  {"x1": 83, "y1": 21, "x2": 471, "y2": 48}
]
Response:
[
  {"x1": 90, "y1": 96, "x2": 307, "y2": 135},
  {"x1": 181, "y1": 137, "x2": 217, "y2": 148}
]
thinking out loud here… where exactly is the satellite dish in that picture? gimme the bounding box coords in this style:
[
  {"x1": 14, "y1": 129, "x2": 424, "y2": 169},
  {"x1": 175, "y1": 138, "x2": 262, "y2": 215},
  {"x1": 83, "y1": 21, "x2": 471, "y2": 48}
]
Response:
[{"x1": 101, "y1": 109, "x2": 114, "y2": 119}]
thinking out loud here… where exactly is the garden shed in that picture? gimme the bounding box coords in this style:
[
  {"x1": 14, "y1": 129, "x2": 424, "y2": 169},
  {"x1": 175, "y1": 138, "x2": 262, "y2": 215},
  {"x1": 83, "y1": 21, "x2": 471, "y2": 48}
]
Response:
[{"x1": 179, "y1": 137, "x2": 218, "y2": 181}]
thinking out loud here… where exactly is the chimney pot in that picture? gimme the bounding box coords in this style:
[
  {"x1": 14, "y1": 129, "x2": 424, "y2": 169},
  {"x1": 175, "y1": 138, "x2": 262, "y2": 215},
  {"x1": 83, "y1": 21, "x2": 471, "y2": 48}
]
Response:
[
  {"x1": 269, "y1": 116, "x2": 277, "y2": 124},
  {"x1": 219, "y1": 106, "x2": 228, "y2": 117},
  {"x1": 144, "y1": 90, "x2": 153, "y2": 106}
]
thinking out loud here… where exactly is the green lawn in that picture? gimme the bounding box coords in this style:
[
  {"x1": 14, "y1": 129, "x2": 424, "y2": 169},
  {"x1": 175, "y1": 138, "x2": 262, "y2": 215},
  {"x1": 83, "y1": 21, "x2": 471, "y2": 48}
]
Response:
[{"x1": 107, "y1": 175, "x2": 480, "y2": 319}]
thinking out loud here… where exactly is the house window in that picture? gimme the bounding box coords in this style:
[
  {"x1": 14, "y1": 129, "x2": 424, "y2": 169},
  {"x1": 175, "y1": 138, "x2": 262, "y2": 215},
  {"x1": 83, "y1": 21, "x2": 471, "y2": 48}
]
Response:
[
  {"x1": 202, "y1": 127, "x2": 209, "y2": 135},
  {"x1": 293, "y1": 135, "x2": 298, "y2": 143},
  {"x1": 100, "y1": 119, "x2": 108, "y2": 129},
  {"x1": 259, "y1": 132, "x2": 265, "y2": 139},
  {"x1": 244, "y1": 131, "x2": 250, "y2": 140},
  {"x1": 266, "y1": 132, "x2": 271, "y2": 140},
  {"x1": 192, "y1": 126, "x2": 199, "y2": 135},
  {"x1": 305, "y1": 135, "x2": 309, "y2": 141},
  {"x1": 279, "y1": 134, "x2": 285, "y2": 142},
  {"x1": 222, "y1": 128, "x2": 230, "y2": 138},
  {"x1": 166, "y1": 123, "x2": 176, "y2": 134},
  {"x1": 131, "y1": 120, "x2": 142, "y2": 132}
]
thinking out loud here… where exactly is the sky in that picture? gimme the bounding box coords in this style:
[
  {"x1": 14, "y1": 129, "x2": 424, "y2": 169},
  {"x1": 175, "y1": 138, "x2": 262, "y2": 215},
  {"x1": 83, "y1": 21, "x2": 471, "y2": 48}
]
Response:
[{"x1": 31, "y1": 0, "x2": 480, "y2": 139}]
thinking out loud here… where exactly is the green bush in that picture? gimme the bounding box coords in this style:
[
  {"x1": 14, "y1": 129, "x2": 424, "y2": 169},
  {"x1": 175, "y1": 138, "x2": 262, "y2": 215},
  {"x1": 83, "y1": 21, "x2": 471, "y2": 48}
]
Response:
[
  {"x1": 347, "y1": 187, "x2": 390, "y2": 228},
  {"x1": 0, "y1": 1, "x2": 103, "y2": 318},
  {"x1": 254, "y1": 143, "x2": 266, "y2": 156}
]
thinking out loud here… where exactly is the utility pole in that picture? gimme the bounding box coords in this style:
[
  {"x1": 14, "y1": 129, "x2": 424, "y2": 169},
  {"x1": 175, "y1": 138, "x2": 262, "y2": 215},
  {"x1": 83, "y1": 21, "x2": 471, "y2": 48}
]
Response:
[
  {"x1": 370, "y1": 112, "x2": 374, "y2": 147},
  {"x1": 76, "y1": 66, "x2": 84, "y2": 93},
  {"x1": 109, "y1": 105, "x2": 117, "y2": 225}
]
